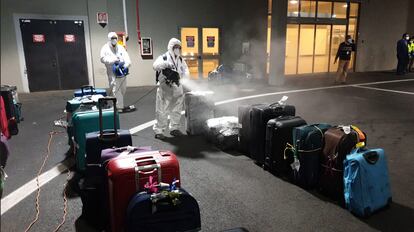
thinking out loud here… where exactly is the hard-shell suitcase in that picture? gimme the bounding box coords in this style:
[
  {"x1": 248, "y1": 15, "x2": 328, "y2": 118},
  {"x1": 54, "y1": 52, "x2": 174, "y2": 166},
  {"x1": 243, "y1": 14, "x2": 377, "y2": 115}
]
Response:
[
  {"x1": 107, "y1": 150, "x2": 181, "y2": 232},
  {"x1": 319, "y1": 126, "x2": 364, "y2": 203},
  {"x1": 292, "y1": 123, "x2": 332, "y2": 188},
  {"x1": 343, "y1": 148, "x2": 392, "y2": 217},
  {"x1": 72, "y1": 101, "x2": 120, "y2": 171},
  {"x1": 74, "y1": 85, "x2": 107, "y2": 97},
  {"x1": 0, "y1": 87, "x2": 18, "y2": 136},
  {"x1": 205, "y1": 116, "x2": 239, "y2": 151},
  {"x1": 264, "y1": 116, "x2": 306, "y2": 178},
  {"x1": 126, "y1": 188, "x2": 201, "y2": 232},
  {"x1": 0, "y1": 133, "x2": 10, "y2": 168},
  {"x1": 250, "y1": 102, "x2": 296, "y2": 165},
  {"x1": 80, "y1": 146, "x2": 152, "y2": 231},
  {"x1": 85, "y1": 97, "x2": 132, "y2": 168},
  {"x1": 238, "y1": 104, "x2": 266, "y2": 156},
  {"x1": 0, "y1": 97, "x2": 10, "y2": 139},
  {"x1": 185, "y1": 91, "x2": 215, "y2": 135}
]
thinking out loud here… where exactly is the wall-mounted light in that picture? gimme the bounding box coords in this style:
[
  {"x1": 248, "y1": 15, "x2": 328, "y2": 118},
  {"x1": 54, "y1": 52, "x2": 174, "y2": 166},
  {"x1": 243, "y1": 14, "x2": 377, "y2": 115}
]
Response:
[
  {"x1": 290, "y1": 0, "x2": 298, "y2": 4},
  {"x1": 343, "y1": 4, "x2": 348, "y2": 8}
]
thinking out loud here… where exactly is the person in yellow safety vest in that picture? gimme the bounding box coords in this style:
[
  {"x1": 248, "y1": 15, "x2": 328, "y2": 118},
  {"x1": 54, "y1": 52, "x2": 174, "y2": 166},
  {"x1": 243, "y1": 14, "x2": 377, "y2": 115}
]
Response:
[{"x1": 408, "y1": 36, "x2": 414, "y2": 72}]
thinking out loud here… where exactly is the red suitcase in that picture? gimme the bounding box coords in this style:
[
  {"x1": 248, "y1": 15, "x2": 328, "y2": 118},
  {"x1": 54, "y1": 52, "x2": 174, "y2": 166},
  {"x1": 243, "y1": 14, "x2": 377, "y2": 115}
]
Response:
[{"x1": 107, "y1": 150, "x2": 180, "y2": 232}]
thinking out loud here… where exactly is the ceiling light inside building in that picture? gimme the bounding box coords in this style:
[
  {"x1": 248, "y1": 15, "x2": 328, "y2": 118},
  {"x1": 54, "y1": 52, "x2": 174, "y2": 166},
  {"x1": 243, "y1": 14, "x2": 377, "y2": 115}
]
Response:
[
  {"x1": 290, "y1": 0, "x2": 298, "y2": 4},
  {"x1": 343, "y1": 4, "x2": 348, "y2": 8}
]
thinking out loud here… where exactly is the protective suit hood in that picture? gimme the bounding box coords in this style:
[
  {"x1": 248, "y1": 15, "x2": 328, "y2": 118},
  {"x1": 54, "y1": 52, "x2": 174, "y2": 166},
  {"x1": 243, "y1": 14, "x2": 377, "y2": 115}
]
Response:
[
  {"x1": 108, "y1": 32, "x2": 118, "y2": 41},
  {"x1": 168, "y1": 38, "x2": 181, "y2": 57}
]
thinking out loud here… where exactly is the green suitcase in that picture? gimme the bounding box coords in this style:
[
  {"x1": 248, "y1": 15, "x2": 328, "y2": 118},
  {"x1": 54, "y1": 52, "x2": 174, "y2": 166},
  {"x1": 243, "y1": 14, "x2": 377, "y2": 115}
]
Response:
[{"x1": 72, "y1": 101, "x2": 120, "y2": 171}]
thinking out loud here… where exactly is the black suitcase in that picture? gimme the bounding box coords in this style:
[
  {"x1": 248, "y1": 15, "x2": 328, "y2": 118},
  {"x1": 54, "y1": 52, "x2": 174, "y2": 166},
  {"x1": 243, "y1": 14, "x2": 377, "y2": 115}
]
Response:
[
  {"x1": 250, "y1": 103, "x2": 295, "y2": 165},
  {"x1": 84, "y1": 97, "x2": 132, "y2": 168},
  {"x1": 126, "y1": 188, "x2": 201, "y2": 232},
  {"x1": 264, "y1": 116, "x2": 306, "y2": 178},
  {"x1": 238, "y1": 104, "x2": 265, "y2": 156}
]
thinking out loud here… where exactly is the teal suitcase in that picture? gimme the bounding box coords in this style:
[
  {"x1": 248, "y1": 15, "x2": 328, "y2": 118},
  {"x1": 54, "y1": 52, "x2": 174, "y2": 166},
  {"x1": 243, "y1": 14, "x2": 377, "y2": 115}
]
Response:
[{"x1": 72, "y1": 101, "x2": 120, "y2": 171}]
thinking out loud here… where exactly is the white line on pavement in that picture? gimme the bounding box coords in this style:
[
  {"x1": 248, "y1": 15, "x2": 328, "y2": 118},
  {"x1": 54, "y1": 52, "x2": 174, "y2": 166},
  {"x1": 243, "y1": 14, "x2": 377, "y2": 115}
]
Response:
[
  {"x1": 351, "y1": 85, "x2": 414, "y2": 95},
  {"x1": 2, "y1": 77, "x2": 414, "y2": 214}
]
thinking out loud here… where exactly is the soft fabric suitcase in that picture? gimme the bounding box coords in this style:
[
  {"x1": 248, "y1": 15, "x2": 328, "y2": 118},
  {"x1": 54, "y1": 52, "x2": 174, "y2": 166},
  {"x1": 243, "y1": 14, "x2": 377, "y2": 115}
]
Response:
[
  {"x1": 126, "y1": 188, "x2": 201, "y2": 232},
  {"x1": 85, "y1": 97, "x2": 132, "y2": 167},
  {"x1": 0, "y1": 97, "x2": 10, "y2": 139},
  {"x1": 107, "y1": 150, "x2": 181, "y2": 232},
  {"x1": 74, "y1": 85, "x2": 107, "y2": 97},
  {"x1": 0, "y1": 88, "x2": 18, "y2": 136},
  {"x1": 292, "y1": 123, "x2": 332, "y2": 188},
  {"x1": 238, "y1": 104, "x2": 266, "y2": 156},
  {"x1": 343, "y1": 148, "x2": 392, "y2": 217},
  {"x1": 264, "y1": 116, "x2": 306, "y2": 178},
  {"x1": 185, "y1": 91, "x2": 215, "y2": 135},
  {"x1": 72, "y1": 100, "x2": 120, "y2": 171},
  {"x1": 250, "y1": 102, "x2": 295, "y2": 165},
  {"x1": 0, "y1": 133, "x2": 10, "y2": 168},
  {"x1": 319, "y1": 126, "x2": 364, "y2": 203},
  {"x1": 80, "y1": 146, "x2": 152, "y2": 231},
  {"x1": 205, "y1": 116, "x2": 239, "y2": 151}
]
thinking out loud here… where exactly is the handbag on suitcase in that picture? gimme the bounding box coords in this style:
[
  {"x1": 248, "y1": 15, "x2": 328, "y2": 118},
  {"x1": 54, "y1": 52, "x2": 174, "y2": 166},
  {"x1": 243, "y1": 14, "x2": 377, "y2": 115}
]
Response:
[
  {"x1": 238, "y1": 104, "x2": 266, "y2": 156},
  {"x1": 71, "y1": 98, "x2": 120, "y2": 171},
  {"x1": 185, "y1": 91, "x2": 215, "y2": 135},
  {"x1": 74, "y1": 85, "x2": 107, "y2": 97},
  {"x1": 264, "y1": 116, "x2": 306, "y2": 178},
  {"x1": 343, "y1": 148, "x2": 392, "y2": 217},
  {"x1": 107, "y1": 150, "x2": 181, "y2": 232},
  {"x1": 250, "y1": 98, "x2": 295, "y2": 166},
  {"x1": 80, "y1": 146, "x2": 152, "y2": 231},
  {"x1": 126, "y1": 187, "x2": 201, "y2": 232},
  {"x1": 319, "y1": 126, "x2": 366, "y2": 203},
  {"x1": 292, "y1": 123, "x2": 332, "y2": 188},
  {"x1": 85, "y1": 97, "x2": 132, "y2": 168}
]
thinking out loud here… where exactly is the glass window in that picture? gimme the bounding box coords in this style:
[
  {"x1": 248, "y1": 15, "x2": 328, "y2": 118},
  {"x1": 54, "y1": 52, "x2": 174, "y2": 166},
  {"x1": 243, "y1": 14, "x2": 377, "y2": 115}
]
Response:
[
  {"x1": 202, "y1": 28, "x2": 219, "y2": 55},
  {"x1": 287, "y1": 0, "x2": 299, "y2": 17},
  {"x1": 300, "y1": 1, "x2": 316, "y2": 18},
  {"x1": 186, "y1": 59, "x2": 199, "y2": 79},
  {"x1": 329, "y1": 25, "x2": 346, "y2": 72},
  {"x1": 314, "y1": 25, "x2": 331, "y2": 73},
  {"x1": 333, "y1": 2, "x2": 347, "y2": 19},
  {"x1": 350, "y1": 3, "x2": 359, "y2": 17},
  {"x1": 267, "y1": 15, "x2": 272, "y2": 55},
  {"x1": 268, "y1": 0, "x2": 273, "y2": 14},
  {"x1": 317, "y1": 2, "x2": 332, "y2": 18},
  {"x1": 348, "y1": 18, "x2": 358, "y2": 70},
  {"x1": 181, "y1": 28, "x2": 199, "y2": 56},
  {"x1": 298, "y1": 24, "x2": 315, "y2": 74},
  {"x1": 285, "y1": 24, "x2": 299, "y2": 75}
]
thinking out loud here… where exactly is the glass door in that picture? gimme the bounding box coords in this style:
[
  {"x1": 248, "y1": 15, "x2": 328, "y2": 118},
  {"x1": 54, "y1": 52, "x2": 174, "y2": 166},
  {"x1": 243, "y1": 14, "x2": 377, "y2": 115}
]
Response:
[{"x1": 180, "y1": 27, "x2": 220, "y2": 79}]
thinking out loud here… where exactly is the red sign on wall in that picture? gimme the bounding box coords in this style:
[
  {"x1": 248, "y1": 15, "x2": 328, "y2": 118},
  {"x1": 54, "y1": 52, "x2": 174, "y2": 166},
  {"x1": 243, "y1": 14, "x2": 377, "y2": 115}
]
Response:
[
  {"x1": 64, "y1": 34, "x2": 76, "y2": 43},
  {"x1": 33, "y1": 34, "x2": 45, "y2": 43}
]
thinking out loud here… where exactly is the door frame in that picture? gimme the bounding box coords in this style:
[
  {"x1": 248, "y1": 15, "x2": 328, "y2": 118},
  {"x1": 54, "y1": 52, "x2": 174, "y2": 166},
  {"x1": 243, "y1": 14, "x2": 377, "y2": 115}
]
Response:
[
  {"x1": 14, "y1": 13, "x2": 94, "y2": 93},
  {"x1": 178, "y1": 26, "x2": 222, "y2": 79}
]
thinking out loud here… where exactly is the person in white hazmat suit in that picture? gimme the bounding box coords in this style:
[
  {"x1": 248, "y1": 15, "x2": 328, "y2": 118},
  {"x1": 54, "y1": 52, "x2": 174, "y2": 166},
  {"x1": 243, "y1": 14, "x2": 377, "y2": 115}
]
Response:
[
  {"x1": 100, "y1": 32, "x2": 131, "y2": 111},
  {"x1": 153, "y1": 38, "x2": 189, "y2": 140}
]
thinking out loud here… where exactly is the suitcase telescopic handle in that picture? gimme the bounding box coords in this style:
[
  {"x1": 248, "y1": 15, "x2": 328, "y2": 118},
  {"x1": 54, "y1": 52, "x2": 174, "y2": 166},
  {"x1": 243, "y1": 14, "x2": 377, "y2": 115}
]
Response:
[
  {"x1": 98, "y1": 97, "x2": 118, "y2": 139},
  {"x1": 80, "y1": 85, "x2": 94, "y2": 95}
]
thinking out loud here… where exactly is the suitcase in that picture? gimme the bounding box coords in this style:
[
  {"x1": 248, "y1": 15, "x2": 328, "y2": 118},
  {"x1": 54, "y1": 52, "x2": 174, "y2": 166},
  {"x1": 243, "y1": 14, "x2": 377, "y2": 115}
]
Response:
[
  {"x1": 107, "y1": 150, "x2": 181, "y2": 232},
  {"x1": 205, "y1": 116, "x2": 239, "y2": 151},
  {"x1": 1, "y1": 85, "x2": 23, "y2": 123},
  {"x1": 319, "y1": 126, "x2": 364, "y2": 203},
  {"x1": 292, "y1": 123, "x2": 332, "y2": 188},
  {"x1": 264, "y1": 116, "x2": 306, "y2": 178},
  {"x1": 0, "y1": 87, "x2": 18, "y2": 136},
  {"x1": 0, "y1": 97, "x2": 10, "y2": 139},
  {"x1": 0, "y1": 133, "x2": 10, "y2": 168},
  {"x1": 80, "y1": 146, "x2": 152, "y2": 231},
  {"x1": 238, "y1": 104, "x2": 266, "y2": 156},
  {"x1": 344, "y1": 147, "x2": 392, "y2": 217},
  {"x1": 85, "y1": 97, "x2": 132, "y2": 168},
  {"x1": 250, "y1": 102, "x2": 295, "y2": 165},
  {"x1": 126, "y1": 188, "x2": 201, "y2": 232},
  {"x1": 74, "y1": 85, "x2": 107, "y2": 97},
  {"x1": 72, "y1": 99, "x2": 120, "y2": 171},
  {"x1": 185, "y1": 91, "x2": 215, "y2": 135}
]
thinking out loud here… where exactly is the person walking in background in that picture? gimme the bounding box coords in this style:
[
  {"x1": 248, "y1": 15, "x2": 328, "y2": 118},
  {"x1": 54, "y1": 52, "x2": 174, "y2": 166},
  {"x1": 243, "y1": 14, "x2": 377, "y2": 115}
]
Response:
[
  {"x1": 408, "y1": 36, "x2": 414, "y2": 72},
  {"x1": 396, "y1": 33, "x2": 410, "y2": 75},
  {"x1": 334, "y1": 35, "x2": 356, "y2": 84}
]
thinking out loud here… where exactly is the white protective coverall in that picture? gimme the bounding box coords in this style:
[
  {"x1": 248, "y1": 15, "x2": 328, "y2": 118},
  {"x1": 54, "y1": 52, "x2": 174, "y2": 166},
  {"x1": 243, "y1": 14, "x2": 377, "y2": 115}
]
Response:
[
  {"x1": 153, "y1": 38, "x2": 189, "y2": 134},
  {"x1": 100, "y1": 32, "x2": 131, "y2": 109}
]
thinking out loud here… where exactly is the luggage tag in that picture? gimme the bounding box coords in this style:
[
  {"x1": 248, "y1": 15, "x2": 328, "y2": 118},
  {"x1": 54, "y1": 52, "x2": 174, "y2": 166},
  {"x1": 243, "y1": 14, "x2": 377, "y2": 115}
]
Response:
[
  {"x1": 339, "y1": 125, "x2": 351, "y2": 134},
  {"x1": 291, "y1": 157, "x2": 300, "y2": 172},
  {"x1": 278, "y1": 96, "x2": 289, "y2": 105}
]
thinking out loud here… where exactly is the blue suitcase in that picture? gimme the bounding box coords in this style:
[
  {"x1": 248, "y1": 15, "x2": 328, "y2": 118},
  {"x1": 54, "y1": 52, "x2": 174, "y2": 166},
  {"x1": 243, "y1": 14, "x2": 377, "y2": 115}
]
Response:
[
  {"x1": 74, "y1": 85, "x2": 107, "y2": 97},
  {"x1": 126, "y1": 188, "x2": 201, "y2": 232},
  {"x1": 343, "y1": 148, "x2": 392, "y2": 217}
]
